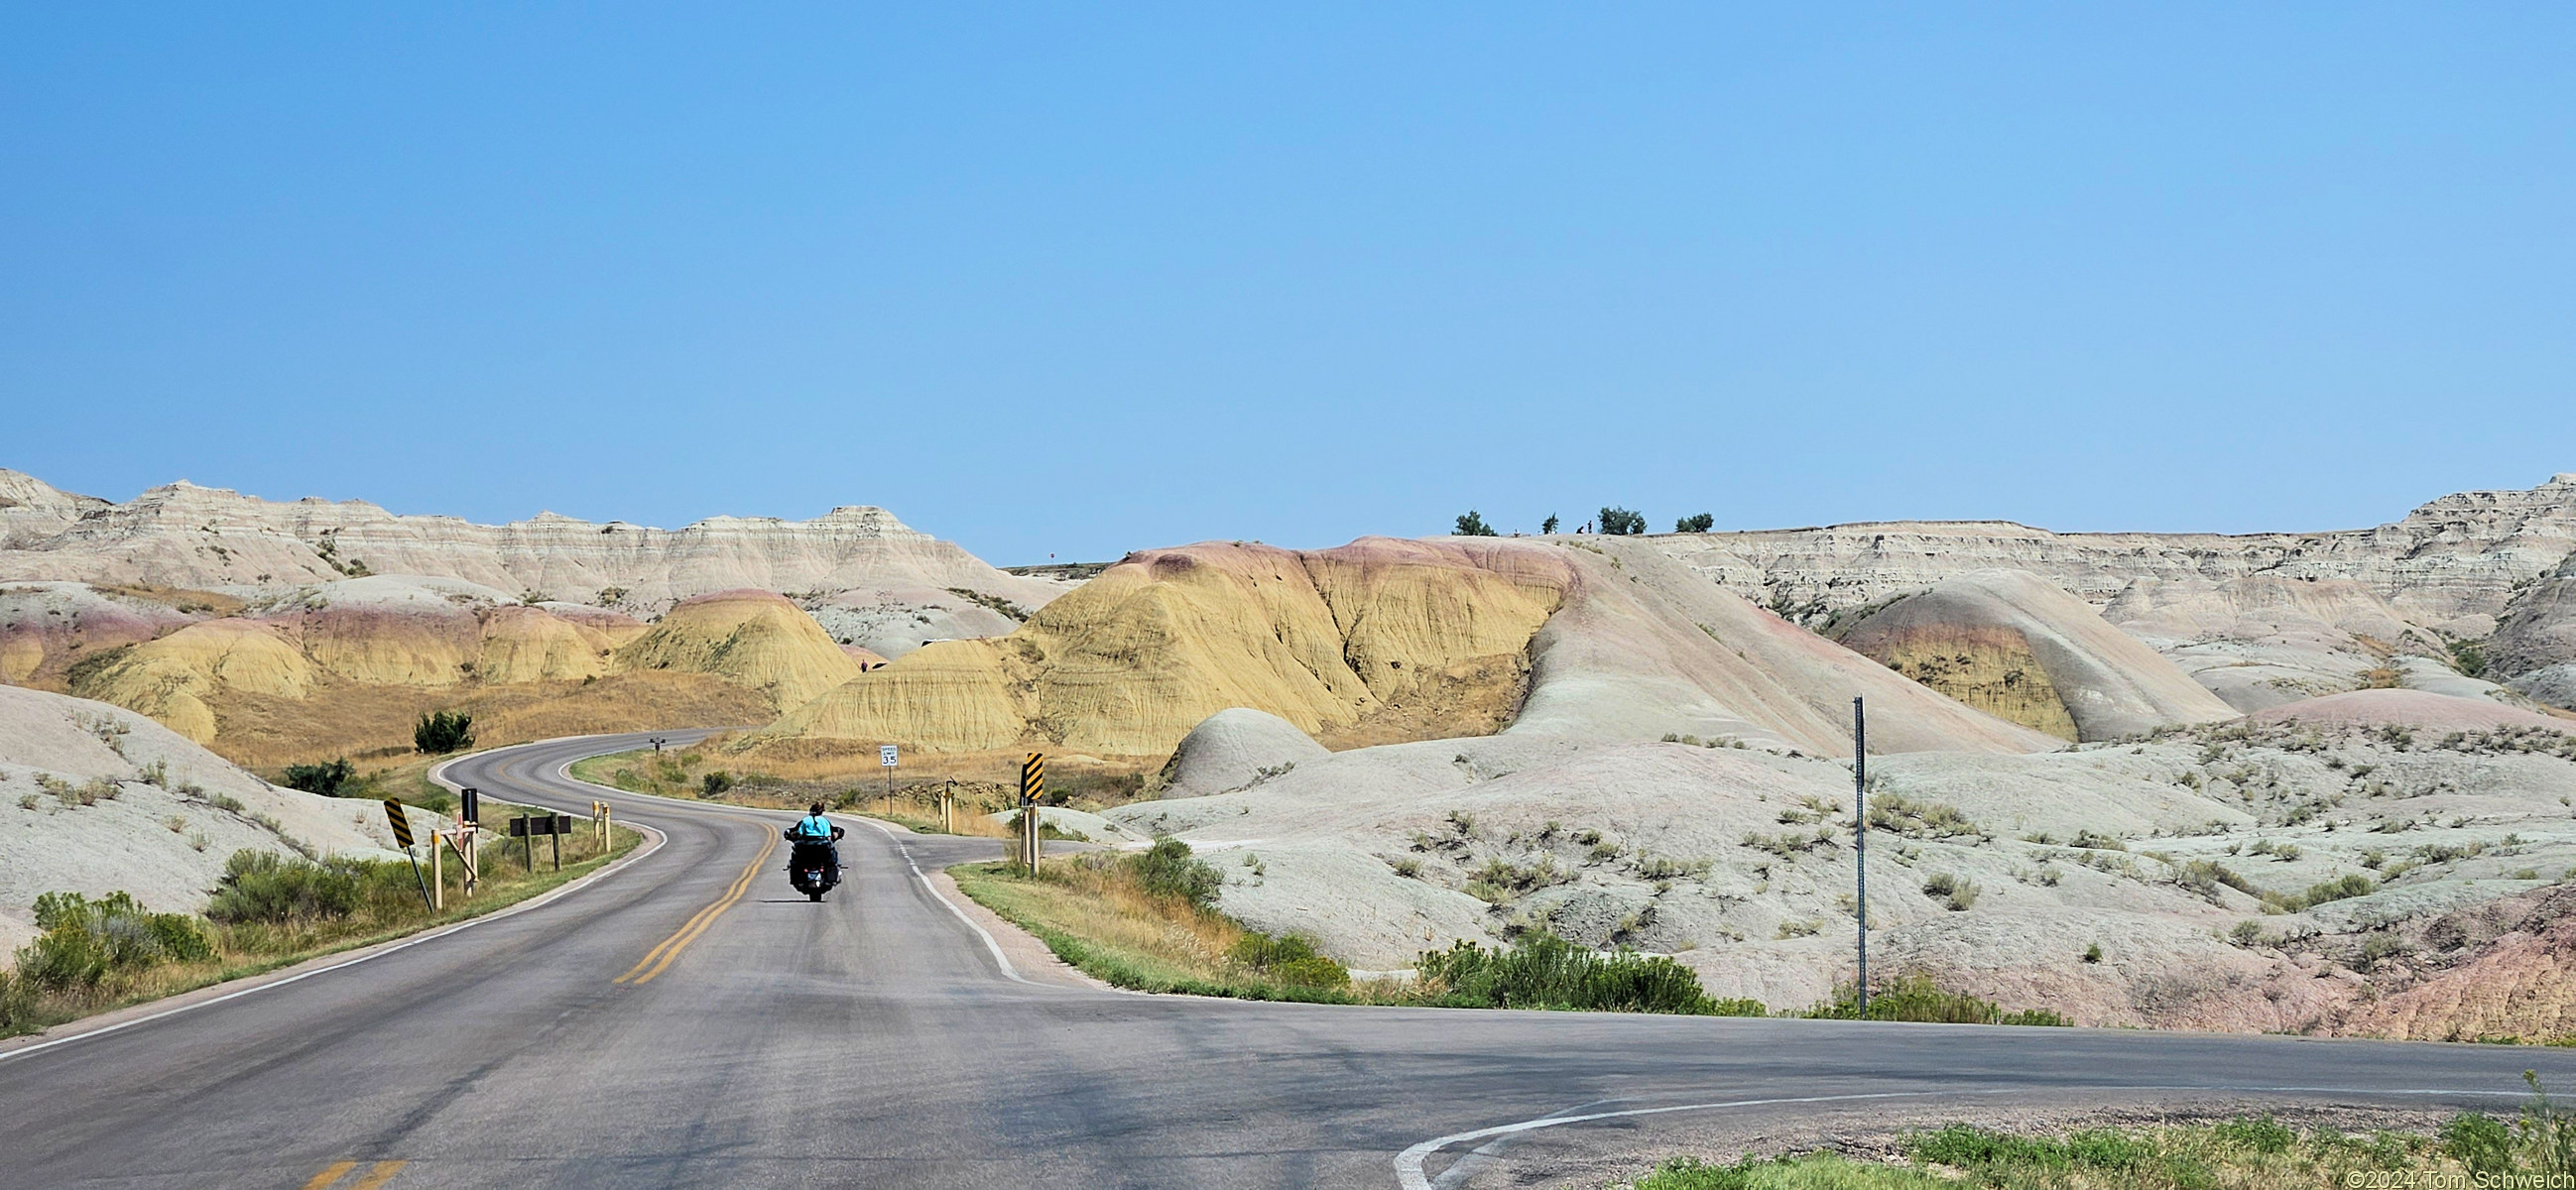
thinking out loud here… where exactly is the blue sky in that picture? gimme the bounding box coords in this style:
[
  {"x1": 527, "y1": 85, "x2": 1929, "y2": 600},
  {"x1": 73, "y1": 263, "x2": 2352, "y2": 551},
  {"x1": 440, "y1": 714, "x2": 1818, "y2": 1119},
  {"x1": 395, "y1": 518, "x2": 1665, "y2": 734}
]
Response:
[{"x1": 5, "y1": 5, "x2": 2570, "y2": 564}]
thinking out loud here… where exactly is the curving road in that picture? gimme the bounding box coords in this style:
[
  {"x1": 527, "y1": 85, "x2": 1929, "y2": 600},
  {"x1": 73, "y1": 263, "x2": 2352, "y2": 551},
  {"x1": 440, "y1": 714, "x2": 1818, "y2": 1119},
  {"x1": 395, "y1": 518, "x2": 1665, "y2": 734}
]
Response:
[{"x1": 4, "y1": 731, "x2": 2573, "y2": 1189}]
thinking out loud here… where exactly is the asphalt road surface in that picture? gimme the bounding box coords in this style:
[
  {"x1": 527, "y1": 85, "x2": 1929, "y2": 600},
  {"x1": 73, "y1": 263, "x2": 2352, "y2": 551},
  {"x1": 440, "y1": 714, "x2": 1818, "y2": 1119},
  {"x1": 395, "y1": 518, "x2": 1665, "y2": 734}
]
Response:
[{"x1": 6, "y1": 731, "x2": 2574, "y2": 1189}]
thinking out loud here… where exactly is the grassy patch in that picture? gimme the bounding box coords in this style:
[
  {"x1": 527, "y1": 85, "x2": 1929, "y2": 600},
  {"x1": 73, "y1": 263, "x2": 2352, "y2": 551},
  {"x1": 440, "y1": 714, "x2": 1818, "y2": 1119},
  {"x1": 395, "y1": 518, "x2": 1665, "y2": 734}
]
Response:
[
  {"x1": 1621, "y1": 1110, "x2": 2548, "y2": 1190},
  {"x1": 949, "y1": 840, "x2": 1388, "y2": 1003},
  {"x1": 1414, "y1": 932, "x2": 1765, "y2": 1014},
  {"x1": 0, "y1": 795, "x2": 640, "y2": 1038},
  {"x1": 1802, "y1": 974, "x2": 2070, "y2": 1026}
]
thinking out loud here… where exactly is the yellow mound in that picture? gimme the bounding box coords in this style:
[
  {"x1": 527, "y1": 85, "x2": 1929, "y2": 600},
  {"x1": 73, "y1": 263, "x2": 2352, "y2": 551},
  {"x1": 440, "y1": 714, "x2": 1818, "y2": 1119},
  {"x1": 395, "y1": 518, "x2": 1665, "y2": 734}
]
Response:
[
  {"x1": 302, "y1": 612, "x2": 472, "y2": 686},
  {"x1": 70, "y1": 621, "x2": 315, "y2": 744},
  {"x1": 477, "y1": 606, "x2": 615, "y2": 683},
  {"x1": 1865, "y1": 628, "x2": 2083, "y2": 742},
  {"x1": 1, "y1": 635, "x2": 40, "y2": 683},
  {"x1": 767, "y1": 538, "x2": 1567, "y2": 758},
  {"x1": 613, "y1": 589, "x2": 864, "y2": 710}
]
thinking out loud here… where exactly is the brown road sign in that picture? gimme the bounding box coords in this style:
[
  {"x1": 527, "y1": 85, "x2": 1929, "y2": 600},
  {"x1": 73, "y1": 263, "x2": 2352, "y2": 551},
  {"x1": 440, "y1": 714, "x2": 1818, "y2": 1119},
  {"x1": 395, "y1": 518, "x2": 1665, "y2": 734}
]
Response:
[{"x1": 383, "y1": 800, "x2": 414, "y2": 849}]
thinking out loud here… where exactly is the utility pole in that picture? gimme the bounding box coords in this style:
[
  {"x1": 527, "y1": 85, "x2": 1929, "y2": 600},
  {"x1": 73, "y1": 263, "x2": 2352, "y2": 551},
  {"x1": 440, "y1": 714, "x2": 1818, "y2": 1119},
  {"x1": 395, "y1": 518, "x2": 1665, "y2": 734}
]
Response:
[{"x1": 1853, "y1": 695, "x2": 1869, "y2": 1016}]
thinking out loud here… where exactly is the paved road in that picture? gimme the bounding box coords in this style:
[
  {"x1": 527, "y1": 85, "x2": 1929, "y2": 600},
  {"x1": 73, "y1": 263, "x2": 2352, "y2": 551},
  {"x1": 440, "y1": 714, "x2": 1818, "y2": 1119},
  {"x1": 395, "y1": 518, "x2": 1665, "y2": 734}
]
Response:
[{"x1": 6, "y1": 731, "x2": 2574, "y2": 1189}]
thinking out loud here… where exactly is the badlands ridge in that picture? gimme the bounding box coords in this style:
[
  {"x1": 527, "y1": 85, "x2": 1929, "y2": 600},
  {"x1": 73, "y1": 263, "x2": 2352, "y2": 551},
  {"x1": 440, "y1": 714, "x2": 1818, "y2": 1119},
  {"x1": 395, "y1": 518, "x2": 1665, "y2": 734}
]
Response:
[{"x1": 6, "y1": 467, "x2": 2576, "y2": 1033}]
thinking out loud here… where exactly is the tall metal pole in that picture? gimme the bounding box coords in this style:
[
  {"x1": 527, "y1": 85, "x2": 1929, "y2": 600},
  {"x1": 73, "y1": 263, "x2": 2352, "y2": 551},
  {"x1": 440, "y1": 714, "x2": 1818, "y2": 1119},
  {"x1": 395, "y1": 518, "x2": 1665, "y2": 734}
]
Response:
[{"x1": 1854, "y1": 696, "x2": 1869, "y2": 1016}]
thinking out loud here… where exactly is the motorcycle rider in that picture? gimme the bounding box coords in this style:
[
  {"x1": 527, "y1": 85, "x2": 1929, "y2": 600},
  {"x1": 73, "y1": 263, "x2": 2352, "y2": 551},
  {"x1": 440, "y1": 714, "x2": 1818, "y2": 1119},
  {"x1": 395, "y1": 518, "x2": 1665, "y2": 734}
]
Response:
[{"x1": 786, "y1": 802, "x2": 844, "y2": 885}]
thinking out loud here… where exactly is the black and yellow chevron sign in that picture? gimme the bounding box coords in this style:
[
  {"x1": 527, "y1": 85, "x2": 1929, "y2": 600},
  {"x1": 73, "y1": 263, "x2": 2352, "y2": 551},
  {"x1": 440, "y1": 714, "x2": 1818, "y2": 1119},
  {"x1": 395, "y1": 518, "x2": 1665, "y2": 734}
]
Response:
[
  {"x1": 1021, "y1": 753, "x2": 1044, "y2": 803},
  {"x1": 383, "y1": 799, "x2": 414, "y2": 849}
]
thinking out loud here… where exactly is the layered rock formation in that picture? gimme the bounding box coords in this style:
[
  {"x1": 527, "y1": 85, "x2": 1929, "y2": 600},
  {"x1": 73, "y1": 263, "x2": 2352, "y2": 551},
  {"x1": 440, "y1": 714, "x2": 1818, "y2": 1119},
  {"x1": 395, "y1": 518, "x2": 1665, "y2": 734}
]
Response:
[
  {"x1": 755, "y1": 535, "x2": 2058, "y2": 762},
  {"x1": 612, "y1": 589, "x2": 864, "y2": 711},
  {"x1": 767, "y1": 536, "x2": 1571, "y2": 759},
  {"x1": 0, "y1": 470, "x2": 1065, "y2": 631},
  {"x1": 0, "y1": 469, "x2": 1080, "y2": 762},
  {"x1": 1658, "y1": 473, "x2": 2576, "y2": 709},
  {"x1": 2494, "y1": 552, "x2": 2576, "y2": 685},
  {"x1": 1836, "y1": 570, "x2": 2240, "y2": 740},
  {"x1": 5, "y1": 575, "x2": 838, "y2": 763}
]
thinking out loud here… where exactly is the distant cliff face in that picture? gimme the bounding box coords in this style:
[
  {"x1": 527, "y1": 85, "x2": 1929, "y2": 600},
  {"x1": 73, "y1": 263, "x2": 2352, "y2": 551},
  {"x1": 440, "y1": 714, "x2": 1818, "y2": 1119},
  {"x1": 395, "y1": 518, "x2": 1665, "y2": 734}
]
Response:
[
  {"x1": 1655, "y1": 474, "x2": 2576, "y2": 701},
  {"x1": 0, "y1": 470, "x2": 1063, "y2": 622},
  {"x1": 1661, "y1": 474, "x2": 2576, "y2": 628},
  {"x1": 0, "y1": 470, "x2": 1075, "y2": 763}
]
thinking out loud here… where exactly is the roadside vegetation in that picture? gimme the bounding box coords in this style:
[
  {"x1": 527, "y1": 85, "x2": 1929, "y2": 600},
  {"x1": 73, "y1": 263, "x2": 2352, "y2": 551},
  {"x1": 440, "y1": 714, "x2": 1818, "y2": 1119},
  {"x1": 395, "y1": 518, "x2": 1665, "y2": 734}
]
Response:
[
  {"x1": 954, "y1": 837, "x2": 2064, "y2": 1022},
  {"x1": 0, "y1": 794, "x2": 639, "y2": 1039},
  {"x1": 1620, "y1": 1085, "x2": 2576, "y2": 1190},
  {"x1": 952, "y1": 840, "x2": 1384, "y2": 1003}
]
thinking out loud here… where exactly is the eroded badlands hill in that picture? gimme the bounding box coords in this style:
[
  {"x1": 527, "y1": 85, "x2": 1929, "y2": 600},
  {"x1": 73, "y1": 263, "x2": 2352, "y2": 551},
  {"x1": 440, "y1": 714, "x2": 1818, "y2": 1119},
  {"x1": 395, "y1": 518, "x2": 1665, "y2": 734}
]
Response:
[
  {"x1": 1659, "y1": 473, "x2": 2576, "y2": 713},
  {"x1": 1837, "y1": 570, "x2": 2241, "y2": 741},
  {"x1": 0, "y1": 470, "x2": 1068, "y2": 765},
  {"x1": 747, "y1": 535, "x2": 2060, "y2": 764},
  {"x1": 5, "y1": 580, "x2": 879, "y2": 767},
  {"x1": 1123, "y1": 697, "x2": 2576, "y2": 1035},
  {"x1": 0, "y1": 685, "x2": 422, "y2": 954},
  {"x1": 0, "y1": 470, "x2": 1065, "y2": 650}
]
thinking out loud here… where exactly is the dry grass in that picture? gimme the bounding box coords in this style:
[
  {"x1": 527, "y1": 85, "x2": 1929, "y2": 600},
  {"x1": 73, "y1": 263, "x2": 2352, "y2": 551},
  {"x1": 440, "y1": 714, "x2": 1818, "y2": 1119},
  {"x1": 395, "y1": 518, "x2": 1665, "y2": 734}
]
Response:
[
  {"x1": 950, "y1": 858, "x2": 1408, "y2": 1004},
  {"x1": 719, "y1": 737, "x2": 1162, "y2": 785},
  {"x1": 568, "y1": 745, "x2": 1126, "y2": 835},
  {"x1": 202, "y1": 672, "x2": 769, "y2": 769},
  {"x1": 954, "y1": 860, "x2": 1249, "y2": 989},
  {"x1": 93, "y1": 583, "x2": 247, "y2": 617}
]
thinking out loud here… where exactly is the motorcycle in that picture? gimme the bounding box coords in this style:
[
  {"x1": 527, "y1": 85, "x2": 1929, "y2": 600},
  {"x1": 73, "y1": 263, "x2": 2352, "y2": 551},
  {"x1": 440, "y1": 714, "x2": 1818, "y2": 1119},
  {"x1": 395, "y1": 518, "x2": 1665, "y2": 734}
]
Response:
[{"x1": 785, "y1": 824, "x2": 844, "y2": 901}]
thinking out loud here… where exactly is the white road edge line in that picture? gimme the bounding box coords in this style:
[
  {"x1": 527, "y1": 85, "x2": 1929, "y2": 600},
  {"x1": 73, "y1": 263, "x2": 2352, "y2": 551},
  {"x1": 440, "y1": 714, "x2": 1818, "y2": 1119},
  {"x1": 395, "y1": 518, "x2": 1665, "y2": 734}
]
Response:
[
  {"x1": 1392, "y1": 1084, "x2": 2530, "y2": 1190},
  {"x1": 0, "y1": 745, "x2": 668, "y2": 1067},
  {"x1": 846, "y1": 816, "x2": 1037, "y2": 986}
]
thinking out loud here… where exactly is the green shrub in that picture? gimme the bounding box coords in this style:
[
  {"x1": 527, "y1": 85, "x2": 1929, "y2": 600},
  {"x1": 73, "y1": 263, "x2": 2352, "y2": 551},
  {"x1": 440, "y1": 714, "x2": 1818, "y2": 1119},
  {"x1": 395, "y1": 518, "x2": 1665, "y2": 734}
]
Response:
[
  {"x1": 1910, "y1": 1124, "x2": 2150, "y2": 1172},
  {"x1": 2178, "y1": 859, "x2": 2257, "y2": 899},
  {"x1": 202, "y1": 850, "x2": 373, "y2": 923},
  {"x1": 1921, "y1": 873, "x2": 1979, "y2": 910},
  {"x1": 1415, "y1": 930, "x2": 1757, "y2": 1015},
  {"x1": 2299, "y1": 874, "x2": 2376, "y2": 907},
  {"x1": 14, "y1": 892, "x2": 213, "y2": 994},
  {"x1": 1598, "y1": 506, "x2": 1647, "y2": 536},
  {"x1": 1805, "y1": 973, "x2": 2067, "y2": 1025},
  {"x1": 1452, "y1": 510, "x2": 1497, "y2": 536},
  {"x1": 279, "y1": 758, "x2": 355, "y2": 796},
  {"x1": 1130, "y1": 837, "x2": 1222, "y2": 910},
  {"x1": 414, "y1": 710, "x2": 475, "y2": 755},
  {"x1": 2209, "y1": 1115, "x2": 2296, "y2": 1154},
  {"x1": 700, "y1": 771, "x2": 736, "y2": 797},
  {"x1": 1674, "y1": 512, "x2": 1715, "y2": 534},
  {"x1": 2441, "y1": 1112, "x2": 2514, "y2": 1176},
  {"x1": 1231, "y1": 933, "x2": 1352, "y2": 988},
  {"x1": 2450, "y1": 639, "x2": 2489, "y2": 678}
]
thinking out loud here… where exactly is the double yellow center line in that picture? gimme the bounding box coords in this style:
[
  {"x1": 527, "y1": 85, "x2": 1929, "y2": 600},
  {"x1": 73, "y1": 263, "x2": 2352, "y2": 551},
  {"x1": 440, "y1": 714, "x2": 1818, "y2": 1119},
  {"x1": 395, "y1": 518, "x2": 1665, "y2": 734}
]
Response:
[
  {"x1": 615, "y1": 831, "x2": 778, "y2": 987},
  {"x1": 302, "y1": 1160, "x2": 405, "y2": 1190}
]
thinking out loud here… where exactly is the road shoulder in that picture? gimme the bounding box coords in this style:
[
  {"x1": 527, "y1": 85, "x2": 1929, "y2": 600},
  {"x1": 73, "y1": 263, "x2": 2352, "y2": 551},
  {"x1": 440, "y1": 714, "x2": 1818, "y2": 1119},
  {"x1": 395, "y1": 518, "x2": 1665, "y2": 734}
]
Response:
[{"x1": 926, "y1": 867, "x2": 1119, "y2": 993}]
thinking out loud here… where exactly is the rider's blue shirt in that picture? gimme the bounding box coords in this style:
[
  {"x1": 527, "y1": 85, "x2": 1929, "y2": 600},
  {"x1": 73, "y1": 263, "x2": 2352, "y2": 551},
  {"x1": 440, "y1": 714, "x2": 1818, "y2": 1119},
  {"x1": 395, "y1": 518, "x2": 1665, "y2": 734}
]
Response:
[{"x1": 793, "y1": 814, "x2": 834, "y2": 839}]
